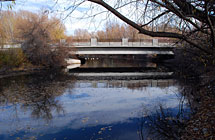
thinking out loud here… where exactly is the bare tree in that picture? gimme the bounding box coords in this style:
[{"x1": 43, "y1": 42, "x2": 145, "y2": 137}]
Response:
[{"x1": 0, "y1": 0, "x2": 15, "y2": 10}]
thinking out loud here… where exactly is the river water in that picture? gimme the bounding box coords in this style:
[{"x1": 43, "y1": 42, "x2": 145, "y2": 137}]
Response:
[{"x1": 0, "y1": 58, "x2": 190, "y2": 140}]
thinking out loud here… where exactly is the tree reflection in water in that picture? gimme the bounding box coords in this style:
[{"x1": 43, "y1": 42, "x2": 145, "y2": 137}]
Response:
[
  {"x1": 137, "y1": 87, "x2": 191, "y2": 140},
  {"x1": 0, "y1": 71, "x2": 76, "y2": 121},
  {"x1": 138, "y1": 105, "x2": 189, "y2": 140},
  {"x1": 137, "y1": 76, "x2": 215, "y2": 140}
]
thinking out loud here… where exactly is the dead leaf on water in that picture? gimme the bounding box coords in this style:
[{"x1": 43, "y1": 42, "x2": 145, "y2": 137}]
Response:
[{"x1": 100, "y1": 127, "x2": 105, "y2": 131}]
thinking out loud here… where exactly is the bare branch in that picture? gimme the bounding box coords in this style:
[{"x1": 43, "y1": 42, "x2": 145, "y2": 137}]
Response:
[
  {"x1": 205, "y1": 1, "x2": 215, "y2": 49},
  {"x1": 88, "y1": 0, "x2": 183, "y2": 38},
  {"x1": 87, "y1": 0, "x2": 212, "y2": 55},
  {"x1": 141, "y1": 10, "x2": 170, "y2": 27}
]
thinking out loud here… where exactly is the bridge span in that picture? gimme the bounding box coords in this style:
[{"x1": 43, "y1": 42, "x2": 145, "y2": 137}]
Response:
[{"x1": 69, "y1": 38, "x2": 175, "y2": 55}]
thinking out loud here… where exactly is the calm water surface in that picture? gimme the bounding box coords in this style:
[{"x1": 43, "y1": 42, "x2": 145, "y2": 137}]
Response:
[{"x1": 0, "y1": 59, "x2": 189, "y2": 140}]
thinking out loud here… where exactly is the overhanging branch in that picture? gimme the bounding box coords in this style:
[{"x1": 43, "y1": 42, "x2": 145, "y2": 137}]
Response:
[
  {"x1": 88, "y1": 0, "x2": 184, "y2": 38},
  {"x1": 88, "y1": 0, "x2": 212, "y2": 55}
]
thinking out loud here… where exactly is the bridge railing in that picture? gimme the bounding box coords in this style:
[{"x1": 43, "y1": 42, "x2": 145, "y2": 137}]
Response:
[{"x1": 70, "y1": 38, "x2": 175, "y2": 47}]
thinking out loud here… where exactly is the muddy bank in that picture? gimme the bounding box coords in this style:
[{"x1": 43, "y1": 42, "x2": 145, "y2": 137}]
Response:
[
  {"x1": 181, "y1": 82, "x2": 215, "y2": 139},
  {"x1": 181, "y1": 98, "x2": 215, "y2": 139}
]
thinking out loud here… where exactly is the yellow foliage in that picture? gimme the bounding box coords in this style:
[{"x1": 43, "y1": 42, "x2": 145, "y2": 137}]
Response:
[
  {"x1": 0, "y1": 10, "x2": 66, "y2": 44},
  {"x1": 49, "y1": 18, "x2": 66, "y2": 42}
]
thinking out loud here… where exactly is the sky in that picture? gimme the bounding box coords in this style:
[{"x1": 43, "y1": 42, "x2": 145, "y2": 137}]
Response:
[{"x1": 2, "y1": 0, "x2": 141, "y2": 35}]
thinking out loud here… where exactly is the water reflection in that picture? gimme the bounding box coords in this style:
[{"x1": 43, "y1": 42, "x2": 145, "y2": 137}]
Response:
[
  {"x1": 0, "y1": 72, "x2": 76, "y2": 121},
  {"x1": 73, "y1": 79, "x2": 176, "y2": 90},
  {"x1": 0, "y1": 66, "x2": 191, "y2": 140}
]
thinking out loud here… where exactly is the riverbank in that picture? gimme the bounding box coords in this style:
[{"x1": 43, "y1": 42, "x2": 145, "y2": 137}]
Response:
[
  {"x1": 156, "y1": 47, "x2": 215, "y2": 139},
  {"x1": 181, "y1": 86, "x2": 215, "y2": 139},
  {"x1": 0, "y1": 66, "x2": 50, "y2": 79},
  {"x1": 172, "y1": 50, "x2": 215, "y2": 139}
]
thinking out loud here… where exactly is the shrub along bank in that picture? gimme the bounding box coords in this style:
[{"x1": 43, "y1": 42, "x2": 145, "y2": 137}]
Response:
[{"x1": 0, "y1": 49, "x2": 30, "y2": 71}]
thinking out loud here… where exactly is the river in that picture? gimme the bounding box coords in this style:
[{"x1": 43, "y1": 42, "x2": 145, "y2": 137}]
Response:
[{"x1": 0, "y1": 58, "x2": 190, "y2": 140}]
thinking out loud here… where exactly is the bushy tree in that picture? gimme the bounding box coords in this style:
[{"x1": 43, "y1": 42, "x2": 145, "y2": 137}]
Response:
[{"x1": 17, "y1": 11, "x2": 68, "y2": 67}]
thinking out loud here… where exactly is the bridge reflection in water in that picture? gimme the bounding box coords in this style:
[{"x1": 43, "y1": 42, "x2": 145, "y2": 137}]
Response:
[{"x1": 73, "y1": 79, "x2": 176, "y2": 89}]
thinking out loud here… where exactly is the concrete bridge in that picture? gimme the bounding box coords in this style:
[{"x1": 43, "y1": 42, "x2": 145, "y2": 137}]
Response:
[
  {"x1": 1, "y1": 38, "x2": 175, "y2": 55},
  {"x1": 69, "y1": 38, "x2": 175, "y2": 55}
]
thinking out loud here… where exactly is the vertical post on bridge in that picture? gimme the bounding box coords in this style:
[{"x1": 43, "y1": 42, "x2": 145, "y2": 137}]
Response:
[
  {"x1": 152, "y1": 39, "x2": 159, "y2": 47},
  {"x1": 91, "y1": 38, "x2": 97, "y2": 46},
  {"x1": 122, "y1": 38, "x2": 128, "y2": 46}
]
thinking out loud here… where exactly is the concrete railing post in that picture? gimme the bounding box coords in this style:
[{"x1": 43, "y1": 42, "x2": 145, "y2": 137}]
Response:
[
  {"x1": 152, "y1": 39, "x2": 159, "y2": 46},
  {"x1": 91, "y1": 38, "x2": 97, "y2": 46},
  {"x1": 122, "y1": 38, "x2": 128, "y2": 46}
]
